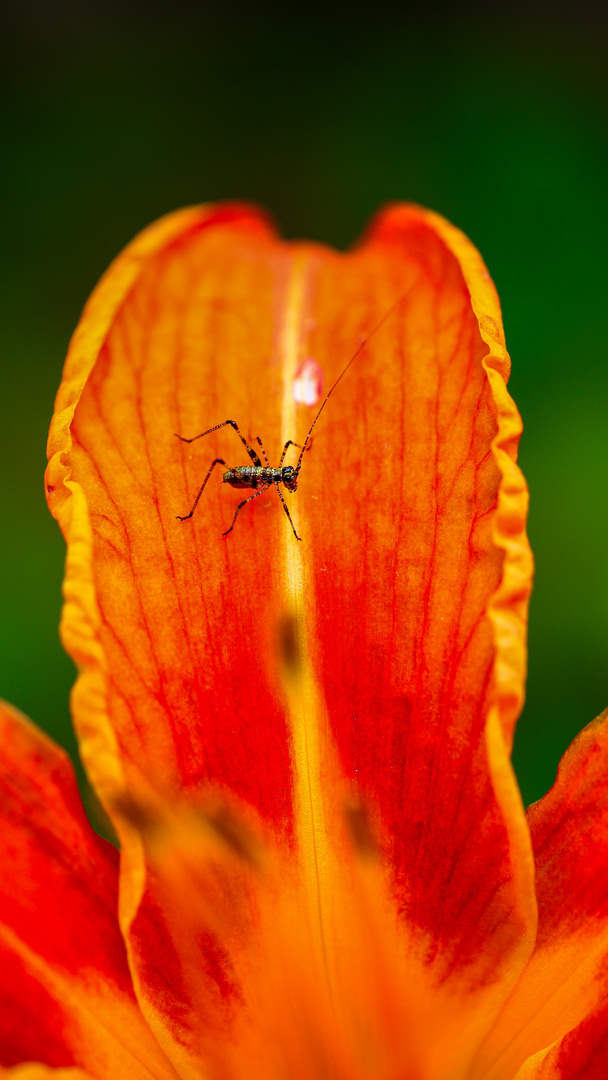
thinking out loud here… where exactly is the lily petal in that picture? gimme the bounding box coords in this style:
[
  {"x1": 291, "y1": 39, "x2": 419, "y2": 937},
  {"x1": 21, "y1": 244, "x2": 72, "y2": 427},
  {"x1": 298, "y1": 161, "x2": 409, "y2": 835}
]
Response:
[
  {"x1": 0, "y1": 700, "x2": 177, "y2": 1078},
  {"x1": 473, "y1": 707, "x2": 608, "y2": 1079},
  {"x1": 46, "y1": 203, "x2": 535, "y2": 1077}
]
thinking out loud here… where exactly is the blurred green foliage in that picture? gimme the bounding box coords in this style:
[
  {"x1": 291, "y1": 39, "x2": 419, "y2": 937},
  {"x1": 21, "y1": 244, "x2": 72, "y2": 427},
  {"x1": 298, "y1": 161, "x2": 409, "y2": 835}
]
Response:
[{"x1": 0, "y1": 2, "x2": 606, "y2": 805}]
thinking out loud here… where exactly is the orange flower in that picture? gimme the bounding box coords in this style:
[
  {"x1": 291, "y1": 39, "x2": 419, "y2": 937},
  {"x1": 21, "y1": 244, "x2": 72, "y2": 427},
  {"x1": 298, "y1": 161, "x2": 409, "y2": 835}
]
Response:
[{"x1": 1, "y1": 203, "x2": 607, "y2": 1079}]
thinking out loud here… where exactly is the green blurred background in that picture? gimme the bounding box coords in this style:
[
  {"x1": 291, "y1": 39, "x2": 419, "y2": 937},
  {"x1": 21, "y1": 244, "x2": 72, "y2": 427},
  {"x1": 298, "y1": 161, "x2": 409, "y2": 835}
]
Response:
[{"x1": 1, "y1": 1, "x2": 606, "y2": 807}]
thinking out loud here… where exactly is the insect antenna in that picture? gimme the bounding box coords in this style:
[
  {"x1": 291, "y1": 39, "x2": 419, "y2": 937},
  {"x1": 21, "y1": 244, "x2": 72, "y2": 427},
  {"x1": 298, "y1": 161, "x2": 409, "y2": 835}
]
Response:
[{"x1": 293, "y1": 294, "x2": 408, "y2": 479}]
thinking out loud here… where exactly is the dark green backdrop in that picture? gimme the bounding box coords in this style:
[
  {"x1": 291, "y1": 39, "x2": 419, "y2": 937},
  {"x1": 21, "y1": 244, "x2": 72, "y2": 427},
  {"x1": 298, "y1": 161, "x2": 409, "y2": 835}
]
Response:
[{"x1": 1, "y1": 3, "x2": 606, "y2": 807}]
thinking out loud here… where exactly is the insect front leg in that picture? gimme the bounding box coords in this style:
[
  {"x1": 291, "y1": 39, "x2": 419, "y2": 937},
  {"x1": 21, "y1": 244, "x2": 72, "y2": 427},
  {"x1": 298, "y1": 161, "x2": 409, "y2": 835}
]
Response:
[
  {"x1": 176, "y1": 457, "x2": 226, "y2": 521},
  {"x1": 279, "y1": 439, "x2": 303, "y2": 467},
  {"x1": 223, "y1": 484, "x2": 271, "y2": 537},
  {"x1": 274, "y1": 483, "x2": 302, "y2": 541}
]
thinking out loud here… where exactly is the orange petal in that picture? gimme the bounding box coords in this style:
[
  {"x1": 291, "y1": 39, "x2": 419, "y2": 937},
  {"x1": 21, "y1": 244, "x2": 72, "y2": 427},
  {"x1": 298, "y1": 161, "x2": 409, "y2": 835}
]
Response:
[
  {"x1": 0, "y1": 700, "x2": 177, "y2": 1078},
  {"x1": 472, "y1": 707, "x2": 608, "y2": 1079},
  {"x1": 0, "y1": 1069, "x2": 94, "y2": 1080},
  {"x1": 46, "y1": 203, "x2": 535, "y2": 1074}
]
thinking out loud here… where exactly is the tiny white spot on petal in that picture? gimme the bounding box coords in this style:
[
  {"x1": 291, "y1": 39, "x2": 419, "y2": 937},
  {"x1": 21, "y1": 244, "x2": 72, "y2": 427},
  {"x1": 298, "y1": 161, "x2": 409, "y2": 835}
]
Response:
[{"x1": 293, "y1": 357, "x2": 323, "y2": 406}]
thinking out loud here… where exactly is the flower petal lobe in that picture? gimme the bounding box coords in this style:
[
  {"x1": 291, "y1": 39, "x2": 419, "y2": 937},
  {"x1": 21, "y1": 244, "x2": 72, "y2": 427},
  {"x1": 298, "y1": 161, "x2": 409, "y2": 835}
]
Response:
[{"x1": 0, "y1": 700, "x2": 177, "y2": 1078}]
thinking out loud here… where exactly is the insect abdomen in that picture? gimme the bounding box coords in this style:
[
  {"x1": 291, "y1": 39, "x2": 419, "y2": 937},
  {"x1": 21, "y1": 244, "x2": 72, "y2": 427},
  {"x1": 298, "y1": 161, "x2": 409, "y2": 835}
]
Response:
[{"x1": 223, "y1": 466, "x2": 280, "y2": 490}]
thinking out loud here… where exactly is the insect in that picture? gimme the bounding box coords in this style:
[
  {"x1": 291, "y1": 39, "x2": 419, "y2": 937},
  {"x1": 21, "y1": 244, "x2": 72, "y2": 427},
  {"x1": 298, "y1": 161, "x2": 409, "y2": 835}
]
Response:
[{"x1": 175, "y1": 299, "x2": 403, "y2": 540}]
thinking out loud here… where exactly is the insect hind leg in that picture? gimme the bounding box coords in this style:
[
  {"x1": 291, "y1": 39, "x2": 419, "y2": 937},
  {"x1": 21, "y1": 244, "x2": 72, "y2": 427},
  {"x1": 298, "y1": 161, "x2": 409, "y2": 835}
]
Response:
[
  {"x1": 177, "y1": 457, "x2": 226, "y2": 521},
  {"x1": 274, "y1": 483, "x2": 302, "y2": 541},
  {"x1": 223, "y1": 484, "x2": 270, "y2": 537},
  {"x1": 256, "y1": 436, "x2": 270, "y2": 467},
  {"x1": 176, "y1": 419, "x2": 262, "y2": 467}
]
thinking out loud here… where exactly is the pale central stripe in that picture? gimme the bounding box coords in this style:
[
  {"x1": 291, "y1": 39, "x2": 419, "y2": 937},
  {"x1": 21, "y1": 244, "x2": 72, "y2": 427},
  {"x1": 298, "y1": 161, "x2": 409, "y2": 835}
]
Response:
[{"x1": 277, "y1": 250, "x2": 337, "y2": 1000}]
